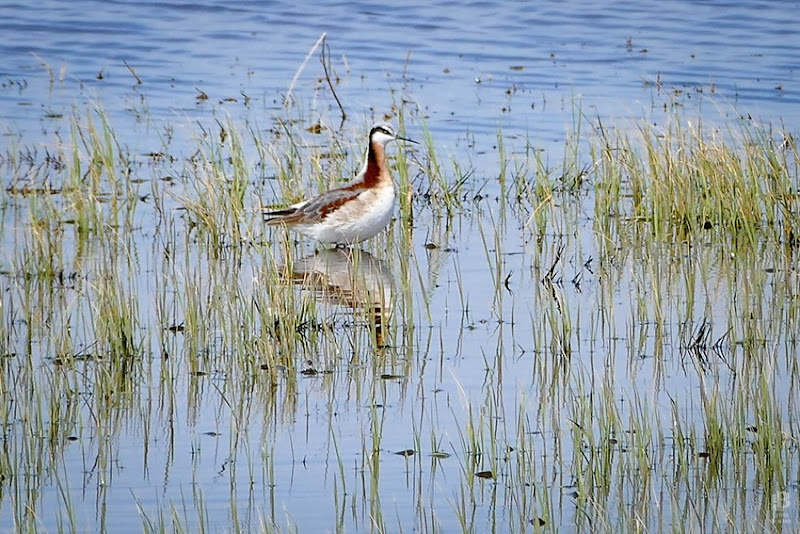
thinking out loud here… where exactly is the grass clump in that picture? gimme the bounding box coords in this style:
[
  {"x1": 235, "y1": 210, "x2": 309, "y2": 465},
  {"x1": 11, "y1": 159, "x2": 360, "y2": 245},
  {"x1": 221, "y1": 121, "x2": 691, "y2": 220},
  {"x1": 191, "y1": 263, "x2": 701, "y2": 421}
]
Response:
[{"x1": 592, "y1": 117, "x2": 799, "y2": 248}]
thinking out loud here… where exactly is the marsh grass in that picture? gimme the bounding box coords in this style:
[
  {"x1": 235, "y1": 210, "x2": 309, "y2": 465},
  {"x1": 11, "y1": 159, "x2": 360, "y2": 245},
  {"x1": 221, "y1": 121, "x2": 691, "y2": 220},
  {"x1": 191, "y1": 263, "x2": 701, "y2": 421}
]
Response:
[
  {"x1": 2, "y1": 75, "x2": 800, "y2": 534},
  {"x1": 592, "y1": 116, "x2": 800, "y2": 248}
]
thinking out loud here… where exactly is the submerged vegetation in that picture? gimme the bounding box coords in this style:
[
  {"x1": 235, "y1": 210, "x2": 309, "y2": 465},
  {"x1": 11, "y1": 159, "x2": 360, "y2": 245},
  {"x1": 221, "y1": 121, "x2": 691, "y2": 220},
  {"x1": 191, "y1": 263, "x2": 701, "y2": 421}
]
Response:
[{"x1": 1, "y1": 81, "x2": 799, "y2": 534}]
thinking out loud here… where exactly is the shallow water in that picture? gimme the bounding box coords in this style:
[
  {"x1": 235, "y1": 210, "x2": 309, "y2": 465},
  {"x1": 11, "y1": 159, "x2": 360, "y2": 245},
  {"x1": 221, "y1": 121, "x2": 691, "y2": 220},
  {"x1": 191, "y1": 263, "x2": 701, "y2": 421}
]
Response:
[
  {"x1": 1, "y1": 1, "x2": 800, "y2": 533},
  {"x1": 3, "y1": 1, "x2": 799, "y2": 142}
]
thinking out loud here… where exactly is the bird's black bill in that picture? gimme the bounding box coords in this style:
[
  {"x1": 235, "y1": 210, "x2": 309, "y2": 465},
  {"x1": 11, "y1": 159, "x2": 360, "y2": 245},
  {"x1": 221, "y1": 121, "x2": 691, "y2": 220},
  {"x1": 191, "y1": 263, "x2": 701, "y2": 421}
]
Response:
[{"x1": 396, "y1": 134, "x2": 419, "y2": 144}]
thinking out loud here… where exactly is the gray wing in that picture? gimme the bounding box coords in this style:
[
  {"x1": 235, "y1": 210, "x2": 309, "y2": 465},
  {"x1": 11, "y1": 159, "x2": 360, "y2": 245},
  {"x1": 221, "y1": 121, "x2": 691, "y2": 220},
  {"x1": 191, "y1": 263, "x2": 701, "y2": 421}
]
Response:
[
  {"x1": 265, "y1": 186, "x2": 364, "y2": 225},
  {"x1": 299, "y1": 186, "x2": 364, "y2": 221}
]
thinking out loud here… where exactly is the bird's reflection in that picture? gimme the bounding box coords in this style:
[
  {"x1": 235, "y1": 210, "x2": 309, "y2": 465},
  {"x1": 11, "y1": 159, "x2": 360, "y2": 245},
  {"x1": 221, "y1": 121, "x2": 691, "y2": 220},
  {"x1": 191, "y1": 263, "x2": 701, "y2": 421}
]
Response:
[{"x1": 284, "y1": 248, "x2": 393, "y2": 346}]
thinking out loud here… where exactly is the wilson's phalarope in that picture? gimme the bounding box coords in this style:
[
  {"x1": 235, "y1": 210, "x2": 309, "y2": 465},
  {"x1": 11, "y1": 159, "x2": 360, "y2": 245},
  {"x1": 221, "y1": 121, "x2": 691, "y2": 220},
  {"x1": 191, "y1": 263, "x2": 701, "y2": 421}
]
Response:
[{"x1": 264, "y1": 122, "x2": 415, "y2": 245}]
